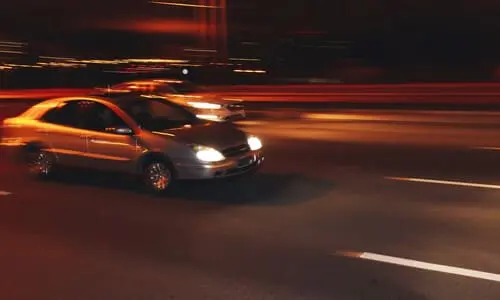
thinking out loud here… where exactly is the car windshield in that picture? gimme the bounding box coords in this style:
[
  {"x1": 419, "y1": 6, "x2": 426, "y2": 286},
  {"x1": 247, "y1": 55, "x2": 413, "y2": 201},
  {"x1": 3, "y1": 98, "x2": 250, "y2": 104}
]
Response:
[{"x1": 117, "y1": 97, "x2": 205, "y2": 131}]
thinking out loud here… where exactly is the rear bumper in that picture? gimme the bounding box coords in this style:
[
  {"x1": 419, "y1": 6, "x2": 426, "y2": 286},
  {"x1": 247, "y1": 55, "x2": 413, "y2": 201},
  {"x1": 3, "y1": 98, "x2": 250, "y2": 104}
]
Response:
[
  {"x1": 176, "y1": 150, "x2": 264, "y2": 180},
  {"x1": 0, "y1": 139, "x2": 24, "y2": 163}
]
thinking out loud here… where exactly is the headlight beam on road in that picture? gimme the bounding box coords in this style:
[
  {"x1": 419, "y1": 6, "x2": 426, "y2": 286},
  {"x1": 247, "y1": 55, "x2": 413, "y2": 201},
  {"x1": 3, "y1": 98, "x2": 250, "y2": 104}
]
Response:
[{"x1": 0, "y1": 190, "x2": 12, "y2": 196}]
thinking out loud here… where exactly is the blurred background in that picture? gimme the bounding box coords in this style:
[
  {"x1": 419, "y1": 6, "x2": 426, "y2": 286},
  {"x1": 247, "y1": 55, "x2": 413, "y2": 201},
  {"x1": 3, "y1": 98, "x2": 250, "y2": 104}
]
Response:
[{"x1": 1, "y1": 0, "x2": 500, "y2": 88}]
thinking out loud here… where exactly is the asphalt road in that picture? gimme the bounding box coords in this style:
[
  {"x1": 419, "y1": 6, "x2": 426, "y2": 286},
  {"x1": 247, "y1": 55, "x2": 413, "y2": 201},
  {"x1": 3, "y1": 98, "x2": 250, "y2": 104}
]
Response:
[{"x1": 1, "y1": 102, "x2": 500, "y2": 300}]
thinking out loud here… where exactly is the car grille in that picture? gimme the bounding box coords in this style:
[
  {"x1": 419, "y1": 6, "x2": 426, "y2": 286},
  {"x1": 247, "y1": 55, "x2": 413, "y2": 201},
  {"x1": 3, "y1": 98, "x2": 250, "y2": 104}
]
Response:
[
  {"x1": 227, "y1": 103, "x2": 244, "y2": 111},
  {"x1": 222, "y1": 144, "x2": 250, "y2": 158}
]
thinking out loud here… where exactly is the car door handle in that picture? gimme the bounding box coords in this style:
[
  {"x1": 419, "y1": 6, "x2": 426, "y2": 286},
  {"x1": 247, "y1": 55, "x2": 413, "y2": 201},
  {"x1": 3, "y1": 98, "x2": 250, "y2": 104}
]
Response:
[{"x1": 36, "y1": 129, "x2": 50, "y2": 134}]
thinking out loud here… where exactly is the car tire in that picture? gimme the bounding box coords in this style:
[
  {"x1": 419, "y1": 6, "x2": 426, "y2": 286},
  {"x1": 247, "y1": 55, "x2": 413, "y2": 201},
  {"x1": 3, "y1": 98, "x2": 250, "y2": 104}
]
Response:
[
  {"x1": 26, "y1": 148, "x2": 56, "y2": 179},
  {"x1": 143, "y1": 160, "x2": 175, "y2": 194}
]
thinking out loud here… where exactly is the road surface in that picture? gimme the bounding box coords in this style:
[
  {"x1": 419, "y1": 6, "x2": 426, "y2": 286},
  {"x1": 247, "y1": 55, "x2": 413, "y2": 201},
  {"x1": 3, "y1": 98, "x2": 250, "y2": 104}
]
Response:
[{"x1": 1, "y1": 103, "x2": 500, "y2": 300}]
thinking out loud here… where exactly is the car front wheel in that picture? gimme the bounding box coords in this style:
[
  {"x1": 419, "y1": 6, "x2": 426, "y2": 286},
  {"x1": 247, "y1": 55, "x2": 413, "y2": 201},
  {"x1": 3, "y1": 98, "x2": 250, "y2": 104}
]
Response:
[{"x1": 143, "y1": 160, "x2": 174, "y2": 194}]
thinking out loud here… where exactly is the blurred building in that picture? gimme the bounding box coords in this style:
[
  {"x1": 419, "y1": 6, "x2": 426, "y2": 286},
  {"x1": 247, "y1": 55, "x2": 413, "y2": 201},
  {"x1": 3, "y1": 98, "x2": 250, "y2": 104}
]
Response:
[{"x1": 193, "y1": 0, "x2": 227, "y2": 60}]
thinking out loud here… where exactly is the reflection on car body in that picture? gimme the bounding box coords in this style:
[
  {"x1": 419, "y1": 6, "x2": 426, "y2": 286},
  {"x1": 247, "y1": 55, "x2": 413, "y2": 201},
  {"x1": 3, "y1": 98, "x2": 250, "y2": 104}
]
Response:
[
  {"x1": 0, "y1": 94, "x2": 263, "y2": 193},
  {"x1": 96, "y1": 78, "x2": 246, "y2": 122}
]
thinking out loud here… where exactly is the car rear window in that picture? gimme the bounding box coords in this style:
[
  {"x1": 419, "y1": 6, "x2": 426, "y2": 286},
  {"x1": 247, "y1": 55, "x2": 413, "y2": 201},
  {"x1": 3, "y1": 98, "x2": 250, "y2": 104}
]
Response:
[{"x1": 19, "y1": 101, "x2": 59, "y2": 119}]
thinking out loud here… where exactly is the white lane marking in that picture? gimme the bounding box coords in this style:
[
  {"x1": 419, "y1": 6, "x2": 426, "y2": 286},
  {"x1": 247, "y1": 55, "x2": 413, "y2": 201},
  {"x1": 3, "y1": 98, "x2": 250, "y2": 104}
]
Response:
[
  {"x1": 336, "y1": 251, "x2": 500, "y2": 283},
  {"x1": 473, "y1": 146, "x2": 500, "y2": 151},
  {"x1": 0, "y1": 190, "x2": 12, "y2": 196},
  {"x1": 386, "y1": 176, "x2": 500, "y2": 190}
]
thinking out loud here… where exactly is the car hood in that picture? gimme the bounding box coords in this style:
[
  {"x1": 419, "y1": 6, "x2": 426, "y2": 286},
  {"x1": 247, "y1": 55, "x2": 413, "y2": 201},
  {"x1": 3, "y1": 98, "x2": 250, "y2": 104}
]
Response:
[{"x1": 156, "y1": 121, "x2": 247, "y2": 150}]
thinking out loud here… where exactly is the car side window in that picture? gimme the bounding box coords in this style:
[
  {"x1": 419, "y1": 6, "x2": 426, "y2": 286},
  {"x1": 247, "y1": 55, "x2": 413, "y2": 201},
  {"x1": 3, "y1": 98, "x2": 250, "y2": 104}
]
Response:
[
  {"x1": 80, "y1": 101, "x2": 129, "y2": 133},
  {"x1": 40, "y1": 101, "x2": 82, "y2": 128}
]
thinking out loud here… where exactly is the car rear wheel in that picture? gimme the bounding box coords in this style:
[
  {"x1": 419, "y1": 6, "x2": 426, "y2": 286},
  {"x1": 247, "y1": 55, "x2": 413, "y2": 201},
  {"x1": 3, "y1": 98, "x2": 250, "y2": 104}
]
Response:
[
  {"x1": 143, "y1": 160, "x2": 174, "y2": 194},
  {"x1": 26, "y1": 149, "x2": 56, "y2": 178}
]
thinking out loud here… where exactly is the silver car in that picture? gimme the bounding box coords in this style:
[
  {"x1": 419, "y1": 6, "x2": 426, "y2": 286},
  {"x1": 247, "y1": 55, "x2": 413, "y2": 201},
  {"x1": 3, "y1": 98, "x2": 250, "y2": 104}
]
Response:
[
  {"x1": 99, "y1": 79, "x2": 246, "y2": 122},
  {"x1": 1, "y1": 94, "x2": 263, "y2": 193}
]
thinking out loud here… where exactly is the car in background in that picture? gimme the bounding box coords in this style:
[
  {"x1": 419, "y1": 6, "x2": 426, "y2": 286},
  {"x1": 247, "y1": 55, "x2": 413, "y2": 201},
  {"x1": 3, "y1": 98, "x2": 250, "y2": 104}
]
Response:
[
  {"x1": 96, "y1": 79, "x2": 246, "y2": 122},
  {"x1": 0, "y1": 94, "x2": 263, "y2": 194}
]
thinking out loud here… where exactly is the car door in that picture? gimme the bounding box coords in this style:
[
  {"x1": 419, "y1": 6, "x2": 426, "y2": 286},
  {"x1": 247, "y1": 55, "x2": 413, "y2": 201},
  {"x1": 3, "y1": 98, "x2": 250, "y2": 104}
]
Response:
[
  {"x1": 80, "y1": 101, "x2": 141, "y2": 172},
  {"x1": 37, "y1": 100, "x2": 90, "y2": 167}
]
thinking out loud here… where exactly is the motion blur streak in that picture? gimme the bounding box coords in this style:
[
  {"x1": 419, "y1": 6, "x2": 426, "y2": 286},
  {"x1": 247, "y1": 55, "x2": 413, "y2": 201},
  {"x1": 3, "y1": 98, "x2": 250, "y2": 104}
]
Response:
[
  {"x1": 233, "y1": 69, "x2": 267, "y2": 74},
  {"x1": 474, "y1": 147, "x2": 500, "y2": 151},
  {"x1": 93, "y1": 19, "x2": 203, "y2": 34},
  {"x1": 386, "y1": 177, "x2": 500, "y2": 190},
  {"x1": 0, "y1": 89, "x2": 91, "y2": 99},
  {"x1": 0, "y1": 50, "x2": 24, "y2": 54},
  {"x1": 150, "y1": 1, "x2": 219, "y2": 8},
  {"x1": 336, "y1": 251, "x2": 500, "y2": 283},
  {"x1": 303, "y1": 113, "x2": 388, "y2": 121}
]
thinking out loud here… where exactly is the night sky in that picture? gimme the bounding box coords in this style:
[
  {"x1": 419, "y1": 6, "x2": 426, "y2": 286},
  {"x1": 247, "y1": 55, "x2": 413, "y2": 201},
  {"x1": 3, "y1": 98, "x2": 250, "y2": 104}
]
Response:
[{"x1": 1, "y1": 0, "x2": 499, "y2": 57}]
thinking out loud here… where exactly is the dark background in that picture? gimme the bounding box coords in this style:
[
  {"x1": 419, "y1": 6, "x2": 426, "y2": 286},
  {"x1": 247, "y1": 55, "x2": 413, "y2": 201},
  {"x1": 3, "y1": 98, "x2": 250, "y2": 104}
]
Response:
[{"x1": 1, "y1": 0, "x2": 500, "y2": 84}]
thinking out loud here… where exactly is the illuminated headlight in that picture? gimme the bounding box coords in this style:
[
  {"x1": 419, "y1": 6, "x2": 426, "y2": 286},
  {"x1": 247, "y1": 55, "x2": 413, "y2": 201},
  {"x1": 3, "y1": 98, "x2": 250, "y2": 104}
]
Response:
[
  {"x1": 247, "y1": 136, "x2": 262, "y2": 151},
  {"x1": 192, "y1": 145, "x2": 225, "y2": 162},
  {"x1": 196, "y1": 114, "x2": 221, "y2": 121},
  {"x1": 188, "y1": 102, "x2": 222, "y2": 109}
]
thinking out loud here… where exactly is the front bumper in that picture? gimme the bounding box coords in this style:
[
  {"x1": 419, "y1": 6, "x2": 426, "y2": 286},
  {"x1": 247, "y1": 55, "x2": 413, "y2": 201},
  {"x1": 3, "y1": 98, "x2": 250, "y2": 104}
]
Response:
[{"x1": 176, "y1": 150, "x2": 264, "y2": 180}]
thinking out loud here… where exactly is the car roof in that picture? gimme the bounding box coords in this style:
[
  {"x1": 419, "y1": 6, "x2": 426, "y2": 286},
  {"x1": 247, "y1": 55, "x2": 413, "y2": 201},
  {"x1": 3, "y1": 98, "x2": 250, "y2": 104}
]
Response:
[
  {"x1": 30, "y1": 96, "x2": 116, "y2": 110},
  {"x1": 18, "y1": 96, "x2": 115, "y2": 119},
  {"x1": 34, "y1": 94, "x2": 155, "y2": 109},
  {"x1": 20, "y1": 93, "x2": 185, "y2": 120}
]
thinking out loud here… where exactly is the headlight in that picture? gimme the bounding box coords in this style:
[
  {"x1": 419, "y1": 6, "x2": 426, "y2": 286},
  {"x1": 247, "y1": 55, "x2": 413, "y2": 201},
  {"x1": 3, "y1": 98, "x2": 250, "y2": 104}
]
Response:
[
  {"x1": 195, "y1": 114, "x2": 221, "y2": 121},
  {"x1": 247, "y1": 136, "x2": 262, "y2": 151},
  {"x1": 188, "y1": 102, "x2": 222, "y2": 109},
  {"x1": 192, "y1": 145, "x2": 225, "y2": 162}
]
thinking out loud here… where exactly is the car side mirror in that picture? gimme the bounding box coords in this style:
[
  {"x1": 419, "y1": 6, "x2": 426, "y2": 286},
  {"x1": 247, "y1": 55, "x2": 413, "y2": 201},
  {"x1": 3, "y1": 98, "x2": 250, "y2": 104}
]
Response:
[{"x1": 106, "y1": 126, "x2": 134, "y2": 135}]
